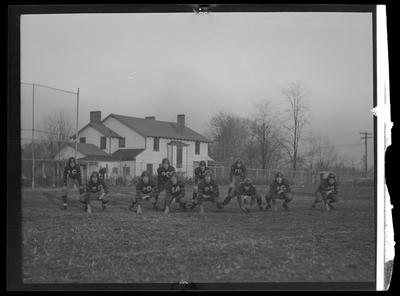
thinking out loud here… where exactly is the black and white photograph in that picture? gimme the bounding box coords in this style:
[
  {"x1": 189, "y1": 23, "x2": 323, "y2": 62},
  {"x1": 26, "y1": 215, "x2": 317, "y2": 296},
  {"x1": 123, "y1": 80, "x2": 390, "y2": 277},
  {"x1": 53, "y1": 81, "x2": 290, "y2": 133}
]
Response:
[{"x1": 8, "y1": 4, "x2": 391, "y2": 291}]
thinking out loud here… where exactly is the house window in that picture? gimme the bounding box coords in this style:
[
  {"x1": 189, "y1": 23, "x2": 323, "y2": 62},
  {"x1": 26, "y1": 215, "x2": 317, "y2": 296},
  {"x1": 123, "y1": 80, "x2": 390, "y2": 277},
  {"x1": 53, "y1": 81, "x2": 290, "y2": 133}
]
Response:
[
  {"x1": 123, "y1": 166, "x2": 130, "y2": 177},
  {"x1": 153, "y1": 137, "x2": 160, "y2": 151},
  {"x1": 119, "y1": 137, "x2": 125, "y2": 148},
  {"x1": 100, "y1": 136, "x2": 107, "y2": 149},
  {"x1": 195, "y1": 141, "x2": 200, "y2": 155},
  {"x1": 79, "y1": 137, "x2": 86, "y2": 143},
  {"x1": 177, "y1": 146, "x2": 183, "y2": 169}
]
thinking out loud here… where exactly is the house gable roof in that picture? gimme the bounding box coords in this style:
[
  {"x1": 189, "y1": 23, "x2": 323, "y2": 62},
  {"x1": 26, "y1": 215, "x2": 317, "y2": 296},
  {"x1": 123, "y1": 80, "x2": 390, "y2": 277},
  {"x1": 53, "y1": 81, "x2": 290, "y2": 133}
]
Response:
[
  {"x1": 105, "y1": 113, "x2": 211, "y2": 143},
  {"x1": 112, "y1": 149, "x2": 145, "y2": 161},
  {"x1": 65, "y1": 142, "x2": 109, "y2": 157},
  {"x1": 72, "y1": 122, "x2": 122, "y2": 139}
]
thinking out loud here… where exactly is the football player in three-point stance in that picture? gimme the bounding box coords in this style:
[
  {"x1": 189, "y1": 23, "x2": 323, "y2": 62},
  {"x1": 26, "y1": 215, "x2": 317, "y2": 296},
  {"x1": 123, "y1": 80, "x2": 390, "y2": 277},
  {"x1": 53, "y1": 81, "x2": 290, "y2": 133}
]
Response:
[
  {"x1": 193, "y1": 170, "x2": 221, "y2": 214},
  {"x1": 221, "y1": 158, "x2": 247, "y2": 208},
  {"x1": 236, "y1": 178, "x2": 263, "y2": 213},
  {"x1": 164, "y1": 172, "x2": 187, "y2": 214},
  {"x1": 266, "y1": 172, "x2": 293, "y2": 211},
  {"x1": 156, "y1": 158, "x2": 176, "y2": 210},
  {"x1": 311, "y1": 172, "x2": 339, "y2": 211},
  {"x1": 129, "y1": 171, "x2": 158, "y2": 214},
  {"x1": 80, "y1": 171, "x2": 109, "y2": 213},
  {"x1": 61, "y1": 157, "x2": 84, "y2": 210}
]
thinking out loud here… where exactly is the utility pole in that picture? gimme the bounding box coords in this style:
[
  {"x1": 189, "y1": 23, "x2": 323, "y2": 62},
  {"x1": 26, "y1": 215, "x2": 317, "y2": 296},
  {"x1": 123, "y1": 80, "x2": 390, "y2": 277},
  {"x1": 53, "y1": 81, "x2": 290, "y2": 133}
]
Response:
[
  {"x1": 360, "y1": 132, "x2": 373, "y2": 177},
  {"x1": 75, "y1": 88, "x2": 80, "y2": 159},
  {"x1": 31, "y1": 83, "x2": 35, "y2": 189}
]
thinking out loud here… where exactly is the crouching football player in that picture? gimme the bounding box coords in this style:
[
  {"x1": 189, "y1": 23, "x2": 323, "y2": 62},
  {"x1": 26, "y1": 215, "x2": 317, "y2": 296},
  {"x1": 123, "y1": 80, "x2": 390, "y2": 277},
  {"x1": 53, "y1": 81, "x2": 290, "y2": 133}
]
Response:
[
  {"x1": 156, "y1": 158, "x2": 176, "y2": 209},
  {"x1": 266, "y1": 172, "x2": 292, "y2": 211},
  {"x1": 164, "y1": 172, "x2": 186, "y2": 214},
  {"x1": 61, "y1": 157, "x2": 84, "y2": 210},
  {"x1": 192, "y1": 170, "x2": 222, "y2": 214},
  {"x1": 221, "y1": 158, "x2": 247, "y2": 208},
  {"x1": 80, "y1": 171, "x2": 109, "y2": 213},
  {"x1": 129, "y1": 171, "x2": 158, "y2": 213},
  {"x1": 311, "y1": 172, "x2": 339, "y2": 211},
  {"x1": 192, "y1": 160, "x2": 209, "y2": 201},
  {"x1": 237, "y1": 178, "x2": 263, "y2": 212}
]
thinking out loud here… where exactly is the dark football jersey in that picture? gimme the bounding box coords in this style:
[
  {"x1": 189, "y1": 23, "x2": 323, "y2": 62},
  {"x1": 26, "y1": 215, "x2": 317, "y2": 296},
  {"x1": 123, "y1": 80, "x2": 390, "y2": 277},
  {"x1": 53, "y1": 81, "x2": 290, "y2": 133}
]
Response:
[
  {"x1": 166, "y1": 181, "x2": 185, "y2": 197},
  {"x1": 198, "y1": 180, "x2": 219, "y2": 196},
  {"x1": 157, "y1": 166, "x2": 176, "y2": 185},
  {"x1": 270, "y1": 178, "x2": 291, "y2": 194},
  {"x1": 238, "y1": 182, "x2": 257, "y2": 196},
  {"x1": 136, "y1": 179, "x2": 157, "y2": 195},
  {"x1": 318, "y1": 180, "x2": 338, "y2": 195},
  {"x1": 194, "y1": 166, "x2": 209, "y2": 184},
  {"x1": 86, "y1": 179, "x2": 107, "y2": 193},
  {"x1": 230, "y1": 164, "x2": 246, "y2": 181},
  {"x1": 63, "y1": 164, "x2": 82, "y2": 185}
]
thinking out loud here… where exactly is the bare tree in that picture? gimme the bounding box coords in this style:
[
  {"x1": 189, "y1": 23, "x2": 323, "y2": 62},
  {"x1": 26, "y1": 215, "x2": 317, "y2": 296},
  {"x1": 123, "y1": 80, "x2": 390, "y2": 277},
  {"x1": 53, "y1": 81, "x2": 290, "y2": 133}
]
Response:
[
  {"x1": 279, "y1": 82, "x2": 310, "y2": 172},
  {"x1": 250, "y1": 102, "x2": 282, "y2": 170},
  {"x1": 208, "y1": 111, "x2": 250, "y2": 164},
  {"x1": 40, "y1": 110, "x2": 74, "y2": 158},
  {"x1": 306, "y1": 136, "x2": 339, "y2": 171}
]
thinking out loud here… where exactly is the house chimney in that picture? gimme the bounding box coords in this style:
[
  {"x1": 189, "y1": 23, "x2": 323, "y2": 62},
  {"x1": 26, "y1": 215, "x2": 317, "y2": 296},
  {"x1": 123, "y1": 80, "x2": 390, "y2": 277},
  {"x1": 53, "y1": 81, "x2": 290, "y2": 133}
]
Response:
[
  {"x1": 145, "y1": 116, "x2": 156, "y2": 120},
  {"x1": 177, "y1": 114, "x2": 185, "y2": 134},
  {"x1": 90, "y1": 111, "x2": 101, "y2": 123}
]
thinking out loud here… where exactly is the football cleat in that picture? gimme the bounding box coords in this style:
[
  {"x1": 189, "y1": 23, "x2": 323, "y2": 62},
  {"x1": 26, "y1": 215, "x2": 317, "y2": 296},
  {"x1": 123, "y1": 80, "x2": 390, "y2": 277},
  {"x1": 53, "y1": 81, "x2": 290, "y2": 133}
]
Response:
[
  {"x1": 328, "y1": 203, "x2": 336, "y2": 210},
  {"x1": 164, "y1": 206, "x2": 170, "y2": 214},
  {"x1": 136, "y1": 205, "x2": 142, "y2": 214}
]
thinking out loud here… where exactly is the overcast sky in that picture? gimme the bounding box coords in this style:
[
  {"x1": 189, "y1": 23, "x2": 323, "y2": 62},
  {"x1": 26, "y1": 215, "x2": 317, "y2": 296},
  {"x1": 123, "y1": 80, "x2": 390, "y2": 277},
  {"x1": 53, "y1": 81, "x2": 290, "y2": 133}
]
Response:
[{"x1": 20, "y1": 12, "x2": 374, "y2": 167}]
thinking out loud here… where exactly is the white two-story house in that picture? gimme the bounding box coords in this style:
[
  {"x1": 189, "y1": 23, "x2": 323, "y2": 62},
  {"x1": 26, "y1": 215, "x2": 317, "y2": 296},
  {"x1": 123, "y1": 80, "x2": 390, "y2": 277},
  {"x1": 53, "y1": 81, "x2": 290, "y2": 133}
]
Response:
[{"x1": 54, "y1": 111, "x2": 212, "y2": 180}]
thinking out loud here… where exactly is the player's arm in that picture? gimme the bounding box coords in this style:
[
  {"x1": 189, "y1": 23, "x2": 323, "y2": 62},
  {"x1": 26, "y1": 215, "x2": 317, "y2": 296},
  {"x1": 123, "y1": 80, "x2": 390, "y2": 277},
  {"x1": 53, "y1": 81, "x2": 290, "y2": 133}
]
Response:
[
  {"x1": 101, "y1": 179, "x2": 109, "y2": 194},
  {"x1": 179, "y1": 183, "x2": 186, "y2": 198},
  {"x1": 76, "y1": 165, "x2": 82, "y2": 186},
  {"x1": 63, "y1": 167, "x2": 68, "y2": 186},
  {"x1": 242, "y1": 166, "x2": 247, "y2": 179},
  {"x1": 284, "y1": 180, "x2": 291, "y2": 192}
]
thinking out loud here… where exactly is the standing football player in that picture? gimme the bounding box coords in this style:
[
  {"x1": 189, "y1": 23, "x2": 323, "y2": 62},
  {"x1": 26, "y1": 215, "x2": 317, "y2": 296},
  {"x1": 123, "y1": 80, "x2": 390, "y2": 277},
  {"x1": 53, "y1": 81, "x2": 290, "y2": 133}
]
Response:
[
  {"x1": 192, "y1": 170, "x2": 222, "y2": 214},
  {"x1": 266, "y1": 172, "x2": 293, "y2": 211},
  {"x1": 237, "y1": 178, "x2": 263, "y2": 212},
  {"x1": 164, "y1": 172, "x2": 186, "y2": 214},
  {"x1": 311, "y1": 172, "x2": 339, "y2": 211},
  {"x1": 61, "y1": 157, "x2": 84, "y2": 210},
  {"x1": 129, "y1": 171, "x2": 158, "y2": 213},
  {"x1": 221, "y1": 158, "x2": 247, "y2": 208},
  {"x1": 156, "y1": 158, "x2": 176, "y2": 210},
  {"x1": 192, "y1": 160, "x2": 209, "y2": 201},
  {"x1": 80, "y1": 171, "x2": 109, "y2": 213}
]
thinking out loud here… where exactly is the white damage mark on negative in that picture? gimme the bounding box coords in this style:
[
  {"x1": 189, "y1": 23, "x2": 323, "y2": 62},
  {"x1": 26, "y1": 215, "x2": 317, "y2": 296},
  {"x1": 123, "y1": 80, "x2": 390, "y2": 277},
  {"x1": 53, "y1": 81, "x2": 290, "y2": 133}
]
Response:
[{"x1": 376, "y1": 5, "x2": 394, "y2": 291}]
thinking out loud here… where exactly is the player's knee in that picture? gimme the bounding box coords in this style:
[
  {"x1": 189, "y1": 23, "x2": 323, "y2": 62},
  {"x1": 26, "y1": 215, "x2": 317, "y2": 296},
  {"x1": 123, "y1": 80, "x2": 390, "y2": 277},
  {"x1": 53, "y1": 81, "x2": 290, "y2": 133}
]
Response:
[{"x1": 331, "y1": 194, "x2": 339, "y2": 202}]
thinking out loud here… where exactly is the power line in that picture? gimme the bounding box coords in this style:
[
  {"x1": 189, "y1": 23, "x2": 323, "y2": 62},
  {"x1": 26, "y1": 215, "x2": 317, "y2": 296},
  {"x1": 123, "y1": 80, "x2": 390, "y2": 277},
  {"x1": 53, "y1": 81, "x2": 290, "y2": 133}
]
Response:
[{"x1": 21, "y1": 82, "x2": 78, "y2": 95}]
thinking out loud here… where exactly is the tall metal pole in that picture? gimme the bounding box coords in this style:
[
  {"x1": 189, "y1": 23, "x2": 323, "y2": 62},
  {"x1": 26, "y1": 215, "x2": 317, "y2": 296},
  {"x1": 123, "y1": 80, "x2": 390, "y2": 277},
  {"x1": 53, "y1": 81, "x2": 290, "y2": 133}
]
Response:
[
  {"x1": 360, "y1": 132, "x2": 373, "y2": 177},
  {"x1": 31, "y1": 84, "x2": 35, "y2": 189},
  {"x1": 75, "y1": 88, "x2": 79, "y2": 158}
]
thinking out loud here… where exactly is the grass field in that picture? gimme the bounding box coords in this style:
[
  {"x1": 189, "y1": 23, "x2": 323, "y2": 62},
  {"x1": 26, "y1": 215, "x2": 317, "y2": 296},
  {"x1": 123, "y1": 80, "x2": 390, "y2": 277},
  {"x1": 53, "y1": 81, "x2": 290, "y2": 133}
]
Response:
[{"x1": 22, "y1": 185, "x2": 375, "y2": 283}]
